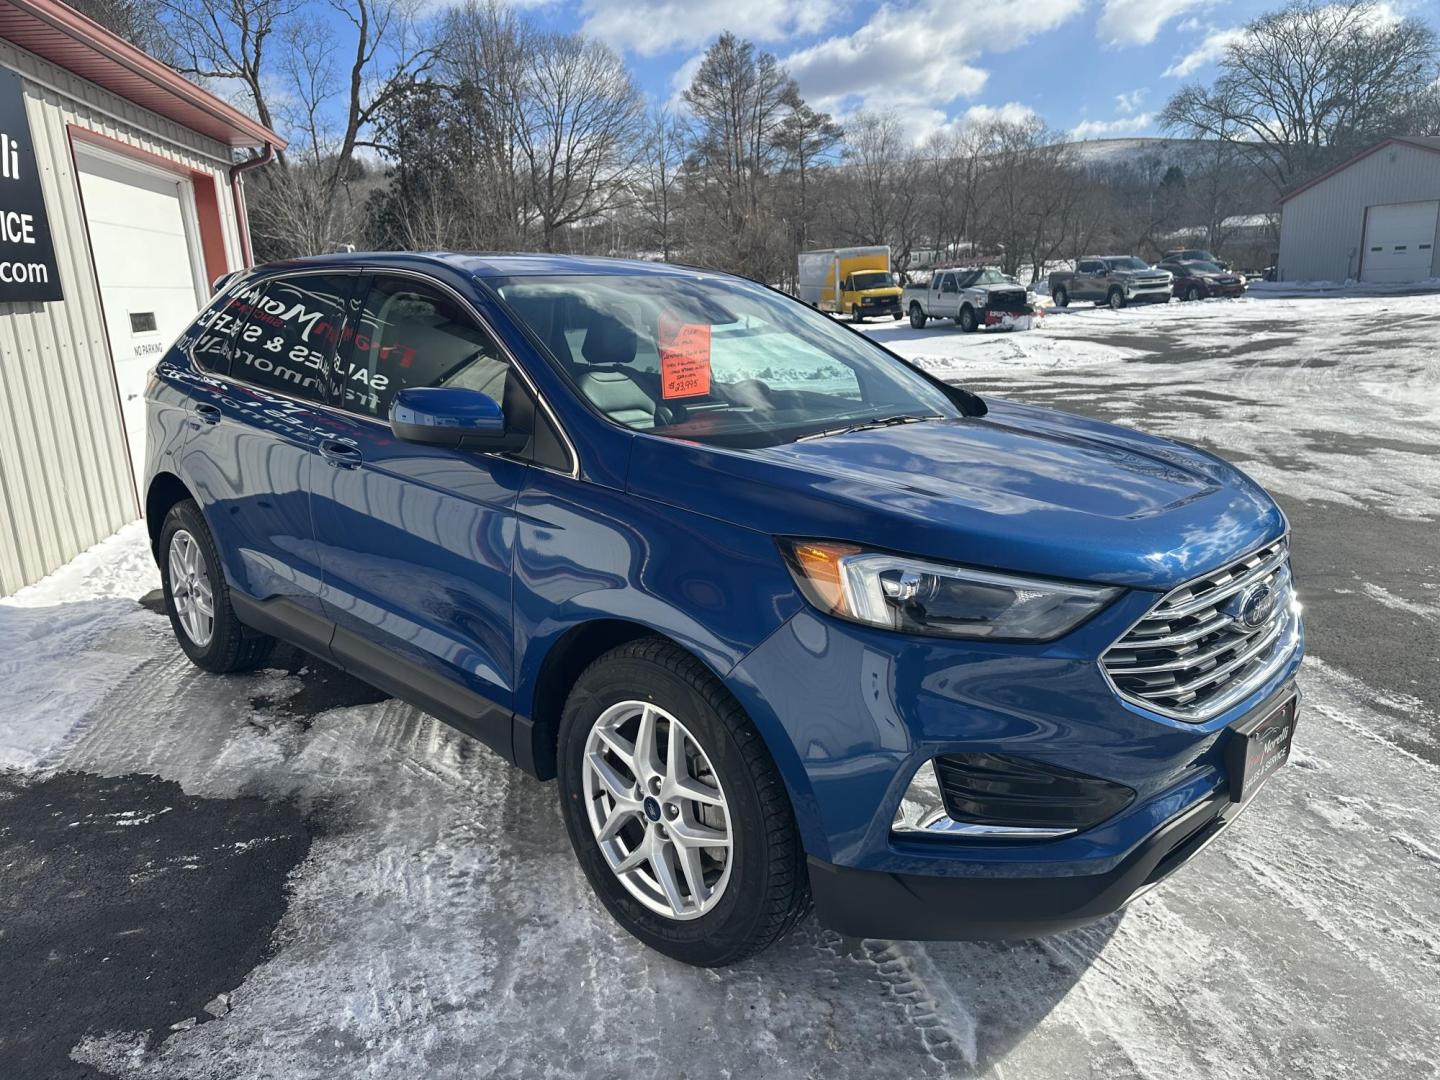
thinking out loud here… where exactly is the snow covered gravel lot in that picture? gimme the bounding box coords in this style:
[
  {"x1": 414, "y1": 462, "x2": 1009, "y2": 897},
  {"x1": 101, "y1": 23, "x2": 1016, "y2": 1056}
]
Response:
[{"x1": 2, "y1": 292, "x2": 1438, "y2": 1079}]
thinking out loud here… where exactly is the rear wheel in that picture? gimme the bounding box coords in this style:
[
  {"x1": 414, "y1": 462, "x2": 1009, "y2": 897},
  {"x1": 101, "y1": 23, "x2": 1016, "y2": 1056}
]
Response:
[
  {"x1": 1053, "y1": 285, "x2": 1069, "y2": 308},
  {"x1": 909, "y1": 302, "x2": 928, "y2": 329},
  {"x1": 958, "y1": 305, "x2": 978, "y2": 332},
  {"x1": 557, "y1": 638, "x2": 809, "y2": 966},
  {"x1": 159, "y1": 500, "x2": 275, "y2": 673},
  {"x1": 1186, "y1": 285, "x2": 1202, "y2": 302},
  {"x1": 1108, "y1": 288, "x2": 1127, "y2": 310}
]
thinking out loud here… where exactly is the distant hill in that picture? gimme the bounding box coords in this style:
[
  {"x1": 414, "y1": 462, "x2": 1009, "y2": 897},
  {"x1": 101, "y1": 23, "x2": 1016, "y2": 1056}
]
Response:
[{"x1": 1061, "y1": 137, "x2": 1238, "y2": 171}]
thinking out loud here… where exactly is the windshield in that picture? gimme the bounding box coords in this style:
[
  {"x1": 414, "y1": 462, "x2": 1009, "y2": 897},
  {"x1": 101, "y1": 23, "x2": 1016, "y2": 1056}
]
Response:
[
  {"x1": 1105, "y1": 257, "x2": 1151, "y2": 271},
  {"x1": 849, "y1": 271, "x2": 896, "y2": 290},
  {"x1": 491, "y1": 273, "x2": 959, "y2": 448},
  {"x1": 1188, "y1": 261, "x2": 1223, "y2": 273},
  {"x1": 959, "y1": 268, "x2": 1014, "y2": 287}
]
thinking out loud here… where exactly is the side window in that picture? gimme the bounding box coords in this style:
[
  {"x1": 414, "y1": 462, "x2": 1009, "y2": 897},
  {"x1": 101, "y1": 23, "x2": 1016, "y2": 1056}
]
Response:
[
  {"x1": 228, "y1": 274, "x2": 354, "y2": 404},
  {"x1": 178, "y1": 284, "x2": 253, "y2": 374},
  {"x1": 940, "y1": 274, "x2": 957, "y2": 294},
  {"x1": 342, "y1": 276, "x2": 510, "y2": 420}
]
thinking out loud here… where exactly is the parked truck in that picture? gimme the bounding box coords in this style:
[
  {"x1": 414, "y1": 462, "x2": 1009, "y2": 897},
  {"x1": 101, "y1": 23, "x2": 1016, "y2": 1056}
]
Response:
[
  {"x1": 902, "y1": 267, "x2": 1039, "y2": 332},
  {"x1": 797, "y1": 246, "x2": 903, "y2": 321},
  {"x1": 1048, "y1": 256, "x2": 1173, "y2": 310}
]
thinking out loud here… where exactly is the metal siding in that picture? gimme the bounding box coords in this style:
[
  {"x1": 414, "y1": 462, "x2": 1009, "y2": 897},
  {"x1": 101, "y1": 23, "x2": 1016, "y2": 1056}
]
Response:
[
  {"x1": 1278, "y1": 143, "x2": 1440, "y2": 282},
  {"x1": 0, "y1": 38, "x2": 246, "y2": 594}
]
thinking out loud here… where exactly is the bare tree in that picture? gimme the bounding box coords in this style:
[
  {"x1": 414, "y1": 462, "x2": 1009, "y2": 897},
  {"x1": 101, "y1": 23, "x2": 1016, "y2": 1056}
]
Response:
[
  {"x1": 833, "y1": 111, "x2": 924, "y2": 273},
  {"x1": 516, "y1": 32, "x2": 643, "y2": 251},
  {"x1": 633, "y1": 107, "x2": 687, "y2": 261},
  {"x1": 683, "y1": 32, "x2": 799, "y2": 278},
  {"x1": 161, "y1": 0, "x2": 299, "y2": 146},
  {"x1": 1161, "y1": 0, "x2": 1440, "y2": 193}
]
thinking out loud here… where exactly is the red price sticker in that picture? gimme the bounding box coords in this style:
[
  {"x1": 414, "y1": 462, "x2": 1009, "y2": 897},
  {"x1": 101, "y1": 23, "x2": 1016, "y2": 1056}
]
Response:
[{"x1": 658, "y1": 313, "x2": 711, "y2": 399}]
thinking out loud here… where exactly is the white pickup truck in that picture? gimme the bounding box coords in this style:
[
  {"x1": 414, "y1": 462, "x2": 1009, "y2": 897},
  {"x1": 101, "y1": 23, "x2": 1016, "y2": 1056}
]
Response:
[{"x1": 902, "y1": 267, "x2": 1039, "y2": 332}]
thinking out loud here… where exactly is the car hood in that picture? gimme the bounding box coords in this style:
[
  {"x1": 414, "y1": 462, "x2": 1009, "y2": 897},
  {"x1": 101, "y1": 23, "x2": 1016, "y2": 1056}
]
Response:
[{"x1": 625, "y1": 399, "x2": 1285, "y2": 589}]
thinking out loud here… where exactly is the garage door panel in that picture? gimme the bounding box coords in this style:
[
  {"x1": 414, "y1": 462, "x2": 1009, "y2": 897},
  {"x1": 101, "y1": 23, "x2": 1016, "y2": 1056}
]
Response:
[
  {"x1": 1361, "y1": 200, "x2": 1439, "y2": 284},
  {"x1": 75, "y1": 148, "x2": 204, "y2": 493}
]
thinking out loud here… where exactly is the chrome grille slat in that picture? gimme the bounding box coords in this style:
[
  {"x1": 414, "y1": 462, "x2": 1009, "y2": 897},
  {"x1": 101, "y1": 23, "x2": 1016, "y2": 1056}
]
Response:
[
  {"x1": 1158, "y1": 542, "x2": 1290, "y2": 619},
  {"x1": 1100, "y1": 538, "x2": 1298, "y2": 723}
]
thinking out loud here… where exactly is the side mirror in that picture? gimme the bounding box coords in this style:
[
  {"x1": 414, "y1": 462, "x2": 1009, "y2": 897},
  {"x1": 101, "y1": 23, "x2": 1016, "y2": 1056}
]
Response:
[{"x1": 390, "y1": 386, "x2": 528, "y2": 452}]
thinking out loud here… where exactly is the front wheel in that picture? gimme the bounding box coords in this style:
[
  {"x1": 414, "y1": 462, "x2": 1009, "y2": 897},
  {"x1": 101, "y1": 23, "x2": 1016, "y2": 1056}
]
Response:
[
  {"x1": 557, "y1": 638, "x2": 809, "y2": 966},
  {"x1": 958, "y1": 305, "x2": 978, "y2": 332},
  {"x1": 1053, "y1": 285, "x2": 1069, "y2": 308},
  {"x1": 1108, "y1": 288, "x2": 1127, "y2": 310},
  {"x1": 909, "y1": 302, "x2": 928, "y2": 329},
  {"x1": 851, "y1": 305, "x2": 864, "y2": 323}
]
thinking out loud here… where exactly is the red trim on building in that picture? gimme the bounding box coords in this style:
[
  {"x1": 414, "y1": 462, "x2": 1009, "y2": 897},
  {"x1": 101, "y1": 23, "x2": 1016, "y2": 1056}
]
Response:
[
  {"x1": 67, "y1": 124, "x2": 230, "y2": 287},
  {"x1": 1280, "y1": 137, "x2": 1440, "y2": 203},
  {"x1": 0, "y1": 0, "x2": 284, "y2": 149}
]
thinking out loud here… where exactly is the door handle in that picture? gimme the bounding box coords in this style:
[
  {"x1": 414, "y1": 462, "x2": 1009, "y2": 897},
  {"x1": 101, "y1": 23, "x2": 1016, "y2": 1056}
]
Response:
[
  {"x1": 189, "y1": 403, "x2": 222, "y2": 430},
  {"x1": 320, "y1": 439, "x2": 363, "y2": 469}
]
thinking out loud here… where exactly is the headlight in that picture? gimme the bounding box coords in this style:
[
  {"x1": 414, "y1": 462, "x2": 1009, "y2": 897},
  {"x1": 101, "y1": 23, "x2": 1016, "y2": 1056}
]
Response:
[{"x1": 778, "y1": 540, "x2": 1120, "y2": 641}]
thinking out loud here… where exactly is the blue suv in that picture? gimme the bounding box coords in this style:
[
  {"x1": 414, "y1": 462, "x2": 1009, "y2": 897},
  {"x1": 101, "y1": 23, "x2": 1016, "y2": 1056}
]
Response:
[{"x1": 145, "y1": 253, "x2": 1303, "y2": 965}]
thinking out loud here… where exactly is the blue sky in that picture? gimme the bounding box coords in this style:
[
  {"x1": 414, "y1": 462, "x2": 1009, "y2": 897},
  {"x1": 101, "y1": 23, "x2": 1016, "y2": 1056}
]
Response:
[{"x1": 508, "y1": 0, "x2": 1440, "y2": 143}]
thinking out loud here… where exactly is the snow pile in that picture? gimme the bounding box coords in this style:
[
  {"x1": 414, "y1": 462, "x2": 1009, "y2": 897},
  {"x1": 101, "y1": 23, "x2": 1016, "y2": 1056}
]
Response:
[{"x1": 0, "y1": 522, "x2": 160, "y2": 772}]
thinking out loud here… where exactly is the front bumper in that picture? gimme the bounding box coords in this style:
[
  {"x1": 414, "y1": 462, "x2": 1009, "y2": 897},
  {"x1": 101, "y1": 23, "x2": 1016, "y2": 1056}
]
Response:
[
  {"x1": 809, "y1": 785, "x2": 1243, "y2": 939},
  {"x1": 859, "y1": 299, "x2": 901, "y2": 316},
  {"x1": 1125, "y1": 283, "x2": 1173, "y2": 302}
]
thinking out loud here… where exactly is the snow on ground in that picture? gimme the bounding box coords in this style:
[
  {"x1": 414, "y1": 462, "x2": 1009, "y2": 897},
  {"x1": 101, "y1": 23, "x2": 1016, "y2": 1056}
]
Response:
[
  {"x1": 0, "y1": 522, "x2": 160, "y2": 771},
  {"x1": 866, "y1": 293, "x2": 1440, "y2": 519}
]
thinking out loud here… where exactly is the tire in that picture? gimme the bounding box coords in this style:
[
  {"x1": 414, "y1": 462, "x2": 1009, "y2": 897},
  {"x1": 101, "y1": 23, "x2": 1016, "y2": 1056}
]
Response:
[
  {"x1": 852, "y1": 306, "x2": 864, "y2": 323},
  {"x1": 1053, "y1": 285, "x2": 1069, "y2": 308},
  {"x1": 892, "y1": 312, "x2": 903, "y2": 320},
  {"x1": 159, "y1": 499, "x2": 275, "y2": 674},
  {"x1": 1108, "y1": 288, "x2": 1127, "y2": 310},
  {"x1": 958, "y1": 305, "x2": 978, "y2": 332},
  {"x1": 557, "y1": 637, "x2": 809, "y2": 966},
  {"x1": 1186, "y1": 285, "x2": 1202, "y2": 302},
  {"x1": 909, "y1": 302, "x2": 928, "y2": 329}
]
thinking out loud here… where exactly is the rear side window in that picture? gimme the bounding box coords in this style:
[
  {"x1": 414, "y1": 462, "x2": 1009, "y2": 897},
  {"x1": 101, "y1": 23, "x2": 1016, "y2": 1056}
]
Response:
[
  {"x1": 228, "y1": 274, "x2": 355, "y2": 405},
  {"x1": 178, "y1": 285, "x2": 252, "y2": 374},
  {"x1": 341, "y1": 276, "x2": 510, "y2": 420}
]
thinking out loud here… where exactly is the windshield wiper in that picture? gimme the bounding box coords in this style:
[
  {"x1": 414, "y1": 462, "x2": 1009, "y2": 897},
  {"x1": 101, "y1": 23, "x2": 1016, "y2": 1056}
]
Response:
[{"x1": 796, "y1": 414, "x2": 940, "y2": 442}]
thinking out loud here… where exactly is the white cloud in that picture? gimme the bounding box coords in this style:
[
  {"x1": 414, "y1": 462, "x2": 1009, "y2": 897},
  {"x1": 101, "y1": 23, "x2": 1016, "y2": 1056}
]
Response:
[
  {"x1": 963, "y1": 101, "x2": 1041, "y2": 127},
  {"x1": 1071, "y1": 112, "x2": 1155, "y2": 139},
  {"x1": 1115, "y1": 87, "x2": 1148, "y2": 114},
  {"x1": 782, "y1": 0, "x2": 1083, "y2": 118},
  {"x1": 580, "y1": 0, "x2": 827, "y2": 56},
  {"x1": 1097, "y1": 0, "x2": 1205, "y2": 46},
  {"x1": 1162, "y1": 26, "x2": 1246, "y2": 77}
]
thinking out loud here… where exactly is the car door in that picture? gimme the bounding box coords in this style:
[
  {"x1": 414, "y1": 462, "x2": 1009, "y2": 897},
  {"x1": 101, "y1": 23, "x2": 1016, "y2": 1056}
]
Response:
[
  {"x1": 307, "y1": 271, "x2": 531, "y2": 751},
  {"x1": 1076, "y1": 260, "x2": 1101, "y2": 299},
  {"x1": 174, "y1": 271, "x2": 358, "y2": 622},
  {"x1": 935, "y1": 273, "x2": 959, "y2": 318}
]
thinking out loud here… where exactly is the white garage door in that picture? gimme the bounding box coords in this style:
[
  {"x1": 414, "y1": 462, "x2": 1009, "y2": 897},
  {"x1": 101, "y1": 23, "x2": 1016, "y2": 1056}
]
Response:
[
  {"x1": 76, "y1": 147, "x2": 205, "y2": 488},
  {"x1": 1360, "y1": 200, "x2": 1439, "y2": 284}
]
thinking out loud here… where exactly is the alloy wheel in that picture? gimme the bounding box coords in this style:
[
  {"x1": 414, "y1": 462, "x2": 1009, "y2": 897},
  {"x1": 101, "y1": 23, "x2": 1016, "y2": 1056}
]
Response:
[
  {"x1": 582, "y1": 700, "x2": 733, "y2": 921},
  {"x1": 168, "y1": 529, "x2": 215, "y2": 647}
]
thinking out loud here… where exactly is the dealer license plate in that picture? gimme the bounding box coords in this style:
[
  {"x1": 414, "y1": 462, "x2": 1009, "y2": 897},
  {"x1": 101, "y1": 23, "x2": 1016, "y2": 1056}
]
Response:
[{"x1": 1225, "y1": 694, "x2": 1298, "y2": 804}]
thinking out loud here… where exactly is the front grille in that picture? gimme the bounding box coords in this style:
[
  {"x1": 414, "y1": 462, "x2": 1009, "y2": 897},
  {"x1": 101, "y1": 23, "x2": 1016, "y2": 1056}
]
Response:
[
  {"x1": 1102, "y1": 538, "x2": 1297, "y2": 722},
  {"x1": 990, "y1": 289, "x2": 1029, "y2": 312}
]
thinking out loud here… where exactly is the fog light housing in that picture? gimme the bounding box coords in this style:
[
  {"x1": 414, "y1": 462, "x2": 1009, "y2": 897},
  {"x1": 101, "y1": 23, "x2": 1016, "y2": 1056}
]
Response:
[{"x1": 891, "y1": 754, "x2": 1135, "y2": 840}]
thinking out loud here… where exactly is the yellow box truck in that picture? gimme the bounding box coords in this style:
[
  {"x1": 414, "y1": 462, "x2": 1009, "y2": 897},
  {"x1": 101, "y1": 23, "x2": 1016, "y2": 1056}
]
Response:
[{"x1": 797, "y1": 246, "x2": 903, "y2": 322}]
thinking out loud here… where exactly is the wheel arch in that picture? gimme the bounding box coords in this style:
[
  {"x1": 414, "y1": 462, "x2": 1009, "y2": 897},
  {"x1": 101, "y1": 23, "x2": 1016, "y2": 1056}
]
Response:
[
  {"x1": 145, "y1": 472, "x2": 196, "y2": 557},
  {"x1": 518, "y1": 618, "x2": 706, "y2": 781}
]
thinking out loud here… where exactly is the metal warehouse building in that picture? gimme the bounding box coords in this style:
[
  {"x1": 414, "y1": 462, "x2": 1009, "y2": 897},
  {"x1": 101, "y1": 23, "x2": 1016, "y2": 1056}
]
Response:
[
  {"x1": 0, "y1": 0, "x2": 281, "y2": 595},
  {"x1": 1278, "y1": 135, "x2": 1440, "y2": 284}
]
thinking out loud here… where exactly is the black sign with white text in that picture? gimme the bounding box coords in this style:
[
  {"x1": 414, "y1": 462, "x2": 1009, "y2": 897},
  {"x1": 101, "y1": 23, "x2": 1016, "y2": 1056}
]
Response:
[{"x1": 0, "y1": 68, "x2": 62, "y2": 303}]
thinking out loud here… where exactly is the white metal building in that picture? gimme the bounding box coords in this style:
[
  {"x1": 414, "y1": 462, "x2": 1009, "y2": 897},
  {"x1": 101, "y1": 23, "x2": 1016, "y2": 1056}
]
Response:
[
  {"x1": 1278, "y1": 136, "x2": 1440, "y2": 284},
  {"x1": 0, "y1": 0, "x2": 282, "y2": 595}
]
